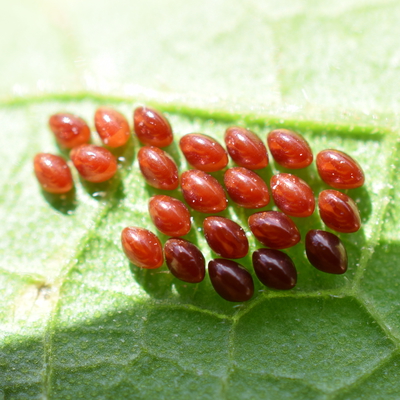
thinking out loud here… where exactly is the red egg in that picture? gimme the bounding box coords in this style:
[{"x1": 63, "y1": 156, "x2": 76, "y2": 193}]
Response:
[
  {"x1": 134, "y1": 106, "x2": 173, "y2": 147},
  {"x1": 267, "y1": 129, "x2": 313, "y2": 169},
  {"x1": 121, "y1": 227, "x2": 163, "y2": 269},
  {"x1": 224, "y1": 167, "x2": 270, "y2": 209},
  {"x1": 248, "y1": 211, "x2": 300, "y2": 249},
  {"x1": 33, "y1": 153, "x2": 73, "y2": 194},
  {"x1": 94, "y1": 107, "x2": 130, "y2": 148},
  {"x1": 203, "y1": 216, "x2": 249, "y2": 259},
  {"x1": 224, "y1": 126, "x2": 268, "y2": 170},
  {"x1": 70, "y1": 144, "x2": 117, "y2": 183},
  {"x1": 149, "y1": 195, "x2": 191, "y2": 237},
  {"x1": 270, "y1": 173, "x2": 315, "y2": 217},
  {"x1": 316, "y1": 149, "x2": 365, "y2": 189},
  {"x1": 318, "y1": 190, "x2": 361, "y2": 233},
  {"x1": 181, "y1": 170, "x2": 228, "y2": 213},
  {"x1": 179, "y1": 133, "x2": 228, "y2": 172},
  {"x1": 49, "y1": 113, "x2": 90, "y2": 149},
  {"x1": 138, "y1": 146, "x2": 179, "y2": 190}
]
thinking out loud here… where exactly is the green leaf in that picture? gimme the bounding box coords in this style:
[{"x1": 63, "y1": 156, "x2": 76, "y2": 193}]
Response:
[{"x1": 1, "y1": 1, "x2": 400, "y2": 399}]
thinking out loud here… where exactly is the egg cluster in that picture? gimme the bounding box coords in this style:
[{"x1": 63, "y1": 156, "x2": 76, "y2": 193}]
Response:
[{"x1": 34, "y1": 106, "x2": 364, "y2": 302}]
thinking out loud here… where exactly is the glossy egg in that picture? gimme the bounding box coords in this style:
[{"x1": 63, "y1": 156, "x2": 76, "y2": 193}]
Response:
[
  {"x1": 70, "y1": 144, "x2": 118, "y2": 183},
  {"x1": 224, "y1": 167, "x2": 270, "y2": 209},
  {"x1": 316, "y1": 149, "x2": 365, "y2": 189},
  {"x1": 318, "y1": 190, "x2": 361, "y2": 233},
  {"x1": 181, "y1": 170, "x2": 228, "y2": 213},
  {"x1": 49, "y1": 113, "x2": 91, "y2": 149},
  {"x1": 94, "y1": 107, "x2": 130, "y2": 148},
  {"x1": 252, "y1": 248, "x2": 297, "y2": 290},
  {"x1": 208, "y1": 259, "x2": 254, "y2": 302},
  {"x1": 133, "y1": 106, "x2": 173, "y2": 147},
  {"x1": 270, "y1": 173, "x2": 315, "y2": 217},
  {"x1": 267, "y1": 129, "x2": 313, "y2": 169},
  {"x1": 224, "y1": 126, "x2": 268, "y2": 170},
  {"x1": 121, "y1": 227, "x2": 163, "y2": 269},
  {"x1": 33, "y1": 153, "x2": 73, "y2": 194},
  {"x1": 179, "y1": 133, "x2": 228, "y2": 172},
  {"x1": 203, "y1": 216, "x2": 249, "y2": 259},
  {"x1": 138, "y1": 146, "x2": 179, "y2": 190},
  {"x1": 248, "y1": 211, "x2": 301, "y2": 249},
  {"x1": 164, "y1": 238, "x2": 205, "y2": 283},
  {"x1": 148, "y1": 195, "x2": 191, "y2": 237},
  {"x1": 305, "y1": 230, "x2": 347, "y2": 274}
]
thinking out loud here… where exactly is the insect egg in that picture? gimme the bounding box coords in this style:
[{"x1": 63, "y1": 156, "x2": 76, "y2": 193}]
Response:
[
  {"x1": 33, "y1": 153, "x2": 73, "y2": 194},
  {"x1": 49, "y1": 113, "x2": 91, "y2": 149},
  {"x1": 133, "y1": 106, "x2": 173, "y2": 147},
  {"x1": 70, "y1": 144, "x2": 118, "y2": 183},
  {"x1": 94, "y1": 107, "x2": 130, "y2": 148},
  {"x1": 179, "y1": 133, "x2": 228, "y2": 172},
  {"x1": 208, "y1": 259, "x2": 254, "y2": 302},
  {"x1": 121, "y1": 227, "x2": 163, "y2": 269}
]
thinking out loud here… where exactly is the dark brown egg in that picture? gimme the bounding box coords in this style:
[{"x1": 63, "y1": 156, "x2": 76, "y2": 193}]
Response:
[
  {"x1": 203, "y1": 216, "x2": 249, "y2": 259},
  {"x1": 316, "y1": 149, "x2": 365, "y2": 189},
  {"x1": 181, "y1": 170, "x2": 228, "y2": 213},
  {"x1": 252, "y1": 248, "x2": 297, "y2": 290},
  {"x1": 224, "y1": 126, "x2": 268, "y2": 170},
  {"x1": 70, "y1": 144, "x2": 118, "y2": 183},
  {"x1": 248, "y1": 211, "x2": 300, "y2": 249},
  {"x1": 267, "y1": 129, "x2": 313, "y2": 169},
  {"x1": 138, "y1": 146, "x2": 179, "y2": 190},
  {"x1": 164, "y1": 238, "x2": 205, "y2": 283},
  {"x1": 224, "y1": 167, "x2": 270, "y2": 209},
  {"x1": 133, "y1": 106, "x2": 173, "y2": 147},
  {"x1": 318, "y1": 190, "x2": 361, "y2": 233},
  {"x1": 33, "y1": 153, "x2": 73, "y2": 194},
  {"x1": 208, "y1": 259, "x2": 254, "y2": 302},
  {"x1": 121, "y1": 227, "x2": 163, "y2": 269},
  {"x1": 305, "y1": 230, "x2": 347, "y2": 274}
]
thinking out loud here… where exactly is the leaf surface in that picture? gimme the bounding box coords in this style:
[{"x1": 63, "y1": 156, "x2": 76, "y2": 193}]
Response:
[{"x1": 1, "y1": 1, "x2": 400, "y2": 399}]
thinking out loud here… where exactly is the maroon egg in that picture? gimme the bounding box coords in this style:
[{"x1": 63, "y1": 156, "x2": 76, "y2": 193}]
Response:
[
  {"x1": 252, "y1": 248, "x2": 297, "y2": 290},
  {"x1": 164, "y1": 238, "x2": 205, "y2": 283},
  {"x1": 203, "y1": 216, "x2": 249, "y2": 259},
  {"x1": 305, "y1": 230, "x2": 347, "y2": 274},
  {"x1": 208, "y1": 259, "x2": 254, "y2": 302}
]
